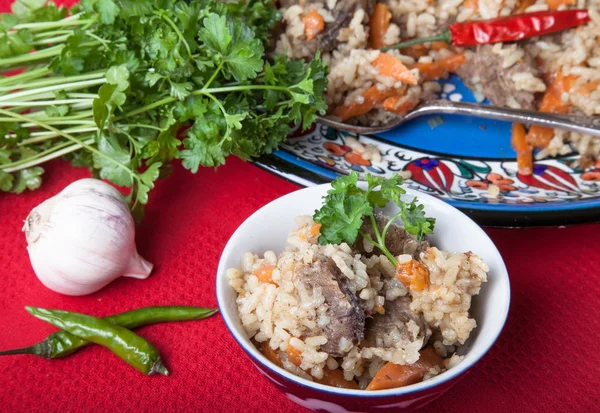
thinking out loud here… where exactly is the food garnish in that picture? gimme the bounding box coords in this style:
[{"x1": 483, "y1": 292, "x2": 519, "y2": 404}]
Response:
[{"x1": 313, "y1": 172, "x2": 435, "y2": 266}]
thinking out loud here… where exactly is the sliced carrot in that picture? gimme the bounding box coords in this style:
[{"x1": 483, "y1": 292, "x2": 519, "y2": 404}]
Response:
[
  {"x1": 401, "y1": 44, "x2": 429, "y2": 60},
  {"x1": 369, "y1": 3, "x2": 392, "y2": 49},
  {"x1": 366, "y1": 347, "x2": 443, "y2": 390},
  {"x1": 303, "y1": 10, "x2": 325, "y2": 41},
  {"x1": 333, "y1": 85, "x2": 398, "y2": 121},
  {"x1": 396, "y1": 258, "x2": 429, "y2": 292},
  {"x1": 286, "y1": 342, "x2": 303, "y2": 366},
  {"x1": 547, "y1": 0, "x2": 575, "y2": 10},
  {"x1": 309, "y1": 223, "x2": 322, "y2": 237},
  {"x1": 374, "y1": 304, "x2": 385, "y2": 315},
  {"x1": 463, "y1": 0, "x2": 478, "y2": 9},
  {"x1": 410, "y1": 53, "x2": 466, "y2": 82},
  {"x1": 262, "y1": 342, "x2": 283, "y2": 367},
  {"x1": 315, "y1": 368, "x2": 360, "y2": 389},
  {"x1": 372, "y1": 53, "x2": 418, "y2": 85},
  {"x1": 526, "y1": 72, "x2": 577, "y2": 149},
  {"x1": 431, "y1": 41, "x2": 450, "y2": 51},
  {"x1": 515, "y1": 0, "x2": 535, "y2": 13},
  {"x1": 253, "y1": 265, "x2": 277, "y2": 284},
  {"x1": 576, "y1": 80, "x2": 600, "y2": 96},
  {"x1": 511, "y1": 123, "x2": 533, "y2": 176},
  {"x1": 382, "y1": 96, "x2": 418, "y2": 114}
]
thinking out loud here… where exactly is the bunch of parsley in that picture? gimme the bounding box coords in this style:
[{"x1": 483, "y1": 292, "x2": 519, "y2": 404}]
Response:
[
  {"x1": 0, "y1": 0, "x2": 327, "y2": 216},
  {"x1": 313, "y1": 172, "x2": 435, "y2": 266}
]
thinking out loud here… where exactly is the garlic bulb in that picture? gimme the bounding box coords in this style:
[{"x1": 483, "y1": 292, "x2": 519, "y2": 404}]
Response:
[{"x1": 23, "y1": 178, "x2": 153, "y2": 296}]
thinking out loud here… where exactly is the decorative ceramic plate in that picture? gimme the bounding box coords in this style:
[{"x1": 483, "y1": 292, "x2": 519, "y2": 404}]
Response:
[{"x1": 255, "y1": 75, "x2": 600, "y2": 227}]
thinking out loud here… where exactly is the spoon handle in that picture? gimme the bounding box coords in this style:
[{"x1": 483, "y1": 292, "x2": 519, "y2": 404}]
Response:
[{"x1": 409, "y1": 100, "x2": 600, "y2": 137}]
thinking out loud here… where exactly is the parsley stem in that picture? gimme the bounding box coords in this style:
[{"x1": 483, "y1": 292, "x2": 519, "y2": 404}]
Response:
[
  {"x1": 0, "y1": 109, "x2": 133, "y2": 178},
  {"x1": 1, "y1": 138, "x2": 95, "y2": 172},
  {"x1": 13, "y1": 17, "x2": 91, "y2": 32},
  {"x1": 359, "y1": 230, "x2": 398, "y2": 267},
  {"x1": 0, "y1": 45, "x2": 64, "y2": 68},
  {"x1": 0, "y1": 71, "x2": 105, "y2": 92},
  {"x1": 0, "y1": 68, "x2": 52, "y2": 87},
  {"x1": 381, "y1": 211, "x2": 403, "y2": 243},
  {"x1": 0, "y1": 99, "x2": 93, "y2": 107},
  {"x1": 17, "y1": 126, "x2": 98, "y2": 145},
  {"x1": 32, "y1": 29, "x2": 73, "y2": 39},
  {"x1": 0, "y1": 78, "x2": 105, "y2": 102},
  {"x1": 203, "y1": 61, "x2": 224, "y2": 90},
  {"x1": 31, "y1": 35, "x2": 70, "y2": 45},
  {"x1": 153, "y1": 12, "x2": 192, "y2": 58},
  {"x1": 118, "y1": 96, "x2": 175, "y2": 119},
  {"x1": 199, "y1": 85, "x2": 289, "y2": 94},
  {"x1": 120, "y1": 124, "x2": 164, "y2": 131}
]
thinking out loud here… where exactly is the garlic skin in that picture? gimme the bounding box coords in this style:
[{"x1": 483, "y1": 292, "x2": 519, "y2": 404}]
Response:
[{"x1": 23, "y1": 178, "x2": 153, "y2": 296}]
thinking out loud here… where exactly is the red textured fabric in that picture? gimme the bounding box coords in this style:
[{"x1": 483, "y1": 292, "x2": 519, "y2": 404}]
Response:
[{"x1": 1, "y1": 1, "x2": 600, "y2": 411}]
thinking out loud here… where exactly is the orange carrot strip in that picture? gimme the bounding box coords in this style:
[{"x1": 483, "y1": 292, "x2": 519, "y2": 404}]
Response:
[
  {"x1": 577, "y1": 79, "x2": 600, "y2": 96},
  {"x1": 286, "y1": 343, "x2": 303, "y2": 366},
  {"x1": 526, "y1": 72, "x2": 578, "y2": 149},
  {"x1": 262, "y1": 342, "x2": 283, "y2": 367},
  {"x1": 515, "y1": 0, "x2": 535, "y2": 13},
  {"x1": 372, "y1": 53, "x2": 418, "y2": 85},
  {"x1": 253, "y1": 265, "x2": 277, "y2": 284},
  {"x1": 463, "y1": 0, "x2": 478, "y2": 10},
  {"x1": 369, "y1": 3, "x2": 392, "y2": 49},
  {"x1": 333, "y1": 85, "x2": 398, "y2": 121},
  {"x1": 309, "y1": 223, "x2": 321, "y2": 237},
  {"x1": 511, "y1": 123, "x2": 533, "y2": 176},
  {"x1": 547, "y1": 0, "x2": 576, "y2": 10},
  {"x1": 401, "y1": 44, "x2": 429, "y2": 60},
  {"x1": 395, "y1": 258, "x2": 429, "y2": 292},
  {"x1": 315, "y1": 368, "x2": 361, "y2": 389},
  {"x1": 382, "y1": 96, "x2": 418, "y2": 114},
  {"x1": 303, "y1": 10, "x2": 325, "y2": 41},
  {"x1": 367, "y1": 347, "x2": 443, "y2": 390},
  {"x1": 410, "y1": 53, "x2": 466, "y2": 82}
]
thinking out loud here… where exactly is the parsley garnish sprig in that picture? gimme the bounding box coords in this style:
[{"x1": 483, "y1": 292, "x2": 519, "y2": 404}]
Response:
[
  {"x1": 313, "y1": 172, "x2": 436, "y2": 267},
  {"x1": 0, "y1": 0, "x2": 327, "y2": 218}
]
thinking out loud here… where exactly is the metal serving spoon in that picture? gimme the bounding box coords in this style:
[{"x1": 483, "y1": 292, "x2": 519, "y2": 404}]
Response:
[{"x1": 317, "y1": 100, "x2": 600, "y2": 136}]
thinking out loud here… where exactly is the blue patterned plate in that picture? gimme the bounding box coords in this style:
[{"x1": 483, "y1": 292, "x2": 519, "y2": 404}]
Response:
[{"x1": 255, "y1": 75, "x2": 600, "y2": 227}]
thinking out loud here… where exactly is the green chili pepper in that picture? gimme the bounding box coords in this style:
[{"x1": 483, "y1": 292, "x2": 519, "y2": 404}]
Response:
[
  {"x1": 23, "y1": 307, "x2": 173, "y2": 375},
  {"x1": 0, "y1": 306, "x2": 217, "y2": 359}
]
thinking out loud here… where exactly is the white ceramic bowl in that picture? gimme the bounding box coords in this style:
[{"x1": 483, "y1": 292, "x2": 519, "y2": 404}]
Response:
[{"x1": 216, "y1": 184, "x2": 510, "y2": 412}]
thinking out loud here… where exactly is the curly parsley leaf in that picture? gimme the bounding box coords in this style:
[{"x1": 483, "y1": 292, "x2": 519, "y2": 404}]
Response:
[{"x1": 313, "y1": 172, "x2": 435, "y2": 266}]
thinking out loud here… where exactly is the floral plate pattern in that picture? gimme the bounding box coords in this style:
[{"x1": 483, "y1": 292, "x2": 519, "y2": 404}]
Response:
[{"x1": 255, "y1": 77, "x2": 600, "y2": 227}]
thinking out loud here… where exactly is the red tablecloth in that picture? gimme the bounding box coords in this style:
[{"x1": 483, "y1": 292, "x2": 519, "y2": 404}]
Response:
[{"x1": 1, "y1": 1, "x2": 599, "y2": 411}]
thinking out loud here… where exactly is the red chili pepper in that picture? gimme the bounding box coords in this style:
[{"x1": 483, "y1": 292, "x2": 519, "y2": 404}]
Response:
[{"x1": 382, "y1": 9, "x2": 590, "y2": 52}]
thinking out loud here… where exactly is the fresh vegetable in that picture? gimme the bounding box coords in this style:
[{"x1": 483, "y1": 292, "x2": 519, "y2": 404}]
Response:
[
  {"x1": 547, "y1": 0, "x2": 576, "y2": 10},
  {"x1": 372, "y1": 53, "x2": 418, "y2": 85},
  {"x1": 409, "y1": 53, "x2": 466, "y2": 82},
  {"x1": 0, "y1": 306, "x2": 217, "y2": 359},
  {"x1": 526, "y1": 72, "x2": 577, "y2": 149},
  {"x1": 313, "y1": 172, "x2": 435, "y2": 267},
  {"x1": 253, "y1": 265, "x2": 277, "y2": 284},
  {"x1": 395, "y1": 255, "x2": 430, "y2": 292},
  {"x1": 25, "y1": 307, "x2": 168, "y2": 375},
  {"x1": 369, "y1": 3, "x2": 392, "y2": 50},
  {"x1": 577, "y1": 79, "x2": 600, "y2": 96},
  {"x1": 286, "y1": 342, "x2": 303, "y2": 366},
  {"x1": 511, "y1": 123, "x2": 533, "y2": 176},
  {"x1": 314, "y1": 368, "x2": 360, "y2": 389},
  {"x1": 515, "y1": 0, "x2": 536, "y2": 13},
  {"x1": 0, "y1": 0, "x2": 328, "y2": 215},
  {"x1": 382, "y1": 96, "x2": 418, "y2": 114},
  {"x1": 366, "y1": 347, "x2": 443, "y2": 390},
  {"x1": 333, "y1": 86, "x2": 397, "y2": 121},
  {"x1": 23, "y1": 178, "x2": 151, "y2": 295},
  {"x1": 382, "y1": 10, "x2": 590, "y2": 52},
  {"x1": 303, "y1": 10, "x2": 324, "y2": 41}
]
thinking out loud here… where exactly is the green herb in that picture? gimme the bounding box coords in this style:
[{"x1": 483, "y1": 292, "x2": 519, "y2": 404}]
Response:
[
  {"x1": 313, "y1": 172, "x2": 435, "y2": 266},
  {"x1": 0, "y1": 0, "x2": 327, "y2": 217}
]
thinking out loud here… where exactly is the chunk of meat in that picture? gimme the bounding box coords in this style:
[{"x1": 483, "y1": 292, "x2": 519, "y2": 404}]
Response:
[
  {"x1": 364, "y1": 296, "x2": 431, "y2": 347},
  {"x1": 456, "y1": 45, "x2": 540, "y2": 110},
  {"x1": 353, "y1": 212, "x2": 430, "y2": 258},
  {"x1": 294, "y1": 258, "x2": 365, "y2": 356},
  {"x1": 308, "y1": 0, "x2": 375, "y2": 53}
]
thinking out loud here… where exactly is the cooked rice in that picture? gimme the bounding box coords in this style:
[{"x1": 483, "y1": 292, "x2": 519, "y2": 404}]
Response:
[{"x1": 228, "y1": 216, "x2": 489, "y2": 389}]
